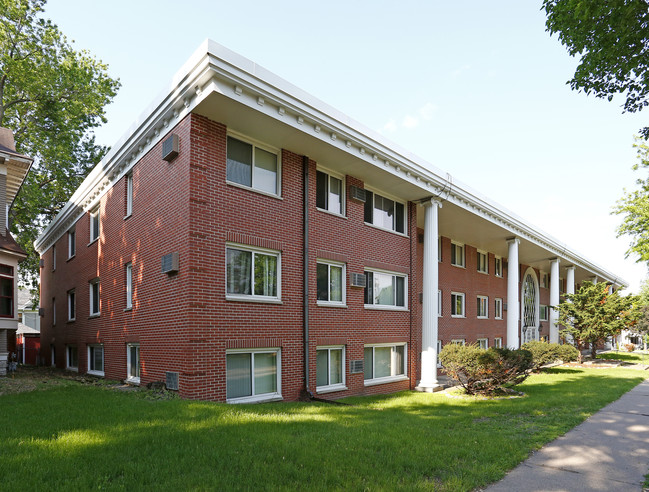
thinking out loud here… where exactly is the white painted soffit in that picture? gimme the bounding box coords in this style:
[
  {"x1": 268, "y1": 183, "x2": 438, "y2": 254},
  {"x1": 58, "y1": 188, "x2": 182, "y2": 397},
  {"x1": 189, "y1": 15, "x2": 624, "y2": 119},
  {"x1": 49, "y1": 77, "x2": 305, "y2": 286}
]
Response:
[{"x1": 33, "y1": 40, "x2": 626, "y2": 286}]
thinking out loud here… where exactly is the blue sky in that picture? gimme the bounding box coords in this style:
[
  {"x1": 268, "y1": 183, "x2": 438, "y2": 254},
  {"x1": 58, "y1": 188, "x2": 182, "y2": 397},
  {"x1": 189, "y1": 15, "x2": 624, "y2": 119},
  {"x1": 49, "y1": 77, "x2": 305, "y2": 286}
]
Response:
[{"x1": 46, "y1": 0, "x2": 648, "y2": 291}]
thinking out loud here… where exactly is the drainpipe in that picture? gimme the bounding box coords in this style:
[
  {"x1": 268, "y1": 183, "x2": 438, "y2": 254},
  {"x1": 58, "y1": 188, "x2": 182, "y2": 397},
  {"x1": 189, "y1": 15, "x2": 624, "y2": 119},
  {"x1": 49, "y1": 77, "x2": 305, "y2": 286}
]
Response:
[{"x1": 302, "y1": 155, "x2": 312, "y2": 398}]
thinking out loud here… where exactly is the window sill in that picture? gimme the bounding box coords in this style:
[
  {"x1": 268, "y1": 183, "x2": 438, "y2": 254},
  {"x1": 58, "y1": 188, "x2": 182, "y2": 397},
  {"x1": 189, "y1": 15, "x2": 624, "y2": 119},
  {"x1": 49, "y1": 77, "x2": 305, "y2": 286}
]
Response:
[
  {"x1": 67, "y1": 319, "x2": 76, "y2": 323},
  {"x1": 126, "y1": 377, "x2": 140, "y2": 385},
  {"x1": 495, "y1": 317, "x2": 503, "y2": 320},
  {"x1": 66, "y1": 367, "x2": 79, "y2": 372},
  {"x1": 451, "y1": 315, "x2": 465, "y2": 318},
  {"x1": 124, "y1": 307, "x2": 133, "y2": 312},
  {"x1": 364, "y1": 375, "x2": 409, "y2": 387},
  {"x1": 87, "y1": 370, "x2": 104, "y2": 377},
  {"x1": 477, "y1": 316, "x2": 488, "y2": 320},
  {"x1": 226, "y1": 181, "x2": 283, "y2": 200},
  {"x1": 88, "y1": 314, "x2": 100, "y2": 319},
  {"x1": 226, "y1": 295, "x2": 282, "y2": 305},
  {"x1": 124, "y1": 213, "x2": 132, "y2": 221},
  {"x1": 451, "y1": 264, "x2": 465, "y2": 269},
  {"x1": 316, "y1": 207, "x2": 347, "y2": 219},
  {"x1": 66, "y1": 256, "x2": 75, "y2": 262},
  {"x1": 227, "y1": 392, "x2": 283, "y2": 404},
  {"x1": 316, "y1": 384, "x2": 348, "y2": 394},
  {"x1": 478, "y1": 270, "x2": 488, "y2": 275},
  {"x1": 363, "y1": 221, "x2": 408, "y2": 238},
  {"x1": 364, "y1": 305, "x2": 408, "y2": 312},
  {"x1": 87, "y1": 238, "x2": 99, "y2": 247},
  {"x1": 316, "y1": 302, "x2": 347, "y2": 308}
]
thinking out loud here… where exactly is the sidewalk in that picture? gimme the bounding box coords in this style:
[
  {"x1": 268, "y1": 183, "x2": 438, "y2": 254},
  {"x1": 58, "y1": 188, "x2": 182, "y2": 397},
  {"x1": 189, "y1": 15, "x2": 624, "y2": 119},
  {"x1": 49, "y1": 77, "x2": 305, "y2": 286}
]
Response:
[{"x1": 484, "y1": 378, "x2": 649, "y2": 492}]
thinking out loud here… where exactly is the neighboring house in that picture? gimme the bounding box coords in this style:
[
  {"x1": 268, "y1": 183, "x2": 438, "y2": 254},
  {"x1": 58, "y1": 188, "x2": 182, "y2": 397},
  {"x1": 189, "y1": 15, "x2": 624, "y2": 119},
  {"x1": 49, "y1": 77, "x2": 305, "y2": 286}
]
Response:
[
  {"x1": 35, "y1": 41, "x2": 626, "y2": 402},
  {"x1": 0, "y1": 128, "x2": 33, "y2": 375},
  {"x1": 17, "y1": 288, "x2": 41, "y2": 365}
]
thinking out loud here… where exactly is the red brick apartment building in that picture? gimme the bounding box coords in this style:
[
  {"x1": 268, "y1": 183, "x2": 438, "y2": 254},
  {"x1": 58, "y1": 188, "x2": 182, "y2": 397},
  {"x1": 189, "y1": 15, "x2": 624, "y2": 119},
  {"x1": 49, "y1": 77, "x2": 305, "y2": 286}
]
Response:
[{"x1": 35, "y1": 41, "x2": 625, "y2": 402}]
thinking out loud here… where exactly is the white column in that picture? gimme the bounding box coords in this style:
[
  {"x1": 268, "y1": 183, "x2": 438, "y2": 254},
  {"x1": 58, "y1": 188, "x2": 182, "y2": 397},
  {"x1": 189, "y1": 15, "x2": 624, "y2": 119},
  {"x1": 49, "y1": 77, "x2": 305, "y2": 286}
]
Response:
[
  {"x1": 566, "y1": 266, "x2": 575, "y2": 296},
  {"x1": 549, "y1": 258, "x2": 560, "y2": 343},
  {"x1": 418, "y1": 199, "x2": 442, "y2": 391},
  {"x1": 506, "y1": 238, "x2": 520, "y2": 349}
]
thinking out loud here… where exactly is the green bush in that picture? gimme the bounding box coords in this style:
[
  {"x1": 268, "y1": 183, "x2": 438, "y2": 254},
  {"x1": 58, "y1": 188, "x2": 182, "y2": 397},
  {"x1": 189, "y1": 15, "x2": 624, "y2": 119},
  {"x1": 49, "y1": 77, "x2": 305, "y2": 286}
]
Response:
[
  {"x1": 521, "y1": 341, "x2": 579, "y2": 371},
  {"x1": 439, "y1": 344, "x2": 533, "y2": 396}
]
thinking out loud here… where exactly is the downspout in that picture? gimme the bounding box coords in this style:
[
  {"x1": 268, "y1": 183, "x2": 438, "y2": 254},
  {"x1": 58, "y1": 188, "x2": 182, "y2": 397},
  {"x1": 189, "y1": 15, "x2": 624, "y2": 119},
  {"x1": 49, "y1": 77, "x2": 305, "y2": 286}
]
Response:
[{"x1": 302, "y1": 155, "x2": 313, "y2": 399}]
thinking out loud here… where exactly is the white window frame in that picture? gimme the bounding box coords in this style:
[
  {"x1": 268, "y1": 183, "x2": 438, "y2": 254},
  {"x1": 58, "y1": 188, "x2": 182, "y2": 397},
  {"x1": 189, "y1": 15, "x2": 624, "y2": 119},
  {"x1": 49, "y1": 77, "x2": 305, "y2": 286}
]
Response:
[
  {"x1": 540, "y1": 304, "x2": 549, "y2": 321},
  {"x1": 226, "y1": 132, "x2": 281, "y2": 197},
  {"x1": 316, "y1": 260, "x2": 346, "y2": 306},
  {"x1": 438, "y1": 289, "x2": 442, "y2": 316},
  {"x1": 66, "y1": 345, "x2": 78, "y2": 371},
  {"x1": 364, "y1": 268, "x2": 408, "y2": 310},
  {"x1": 477, "y1": 251, "x2": 488, "y2": 274},
  {"x1": 226, "y1": 244, "x2": 281, "y2": 303},
  {"x1": 451, "y1": 339, "x2": 466, "y2": 345},
  {"x1": 363, "y1": 187, "x2": 407, "y2": 235},
  {"x1": 52, "y1": 297, "x2": 56, "y2": 326},
  {"x1": 494, "y1": 298, "x2": 503, "y2": 319},
  {"x1": 87, "y1": 344, "x2": 104, "y2": 377},
  {"x1": 52, "y1": 244, "x2": 56, "y2": 271},
  {"x1": 437, "y1": 340, "x2": 442, "y2": 368},
  {"x1": 67, "y1": 230, "x2": 75, "y2": 259},
  {"x1": 67, "y1": 289, "x2": 76, "y2": 321},
  {"x1": 451, "y1": 292, "x2": 465, "y2": 317},
  {"x1": 494, "y1": 337, "x2": 503, "y2": 348},
  {"x1": 540, "y1": 272, "x2": 549, "y2": 289},
  {"x1": 89, "y1": 208, "x2": 100, "y2": 243},
  {"x1": 438, "y1": 237, "x2": 442, "y2": 262},
  {"x1": 125, "y1": 173, "x2": 133, "y2": 217},
  {"x1": 316, "y1": 345, "x2": 346, "y2": 393},
  {"x1": 89, "y1": 279, "x2": 100, "y2": 317},
  {"x1": 477, "y1": 295, "x2": 489, "y2": 319},
  {"x1": 226, "y1": 348, "x2": 282, "y2": 403},
  {"x1": 126, "y1": 343, "x2": 140, "y2": 384},
  {"x1": 363, "y1": 343, "x2": 408, "y2": 386},
  {"x1": 315, "y1": 168, "x2": 345, "y2": 216},
  {"x1": 494, "y1": 256, "x2": 503, "y2": 277},
  {"x1": 125, "y1": 262, "x2": 133, "y2": 310},
  {"x1": 451, "y1": 242, "x2": 465, "y2": 268},
  {"x1": 477, "y1": 338, "x2": 488, "y2": 349}
]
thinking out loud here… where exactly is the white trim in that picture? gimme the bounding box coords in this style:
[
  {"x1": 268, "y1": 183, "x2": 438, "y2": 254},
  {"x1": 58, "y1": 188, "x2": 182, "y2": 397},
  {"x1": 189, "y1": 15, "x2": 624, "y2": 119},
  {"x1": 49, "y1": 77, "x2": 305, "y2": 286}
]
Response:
[
  {"x1": 65, "y1": 345, "x2": 78, "y2": 372},
  {"x1": 225, "y1": 347, "x2": 282, "y2": 403},
  {"x1": 226, "y1": 131, "x2": 281, "y2": 197},
  {"x1": 494, "y1": 337, "x2": 503, "y2": 348},
  {"x1": 89, "y1": 208, "x2": 100, "y2": 244},
  {"x1": 477, "y1": 338, "x2": 489, "y2": 349},
  {"x1": 451, "y1": 291, "x2": 465, "y2": 317},
  {"x1": 125, "y1": 262, "x2": 133, "y2": 309},
  {"x1": 89, "y1": 279, "x2": 100, "y2": 317},
  {"x1": 450, "y1": 241, "x2": 465, "y2": 268},
  {"x1": 125, "y1": 172, "x2": 133, "y2": 218},
  {"x1": 494, "y1": 256, "x2": 503, "y2": 277},
  {"x1": 315, "y1": 167, "x2": 346, "y2": 217},
  {"x1": 315, "y1": 345, "x2": 346, "y2": 393},
  {"x1": 364, "y1": 268, "x2": 408, "y2": 310},
  {"x1": 316, "y1": 259, "x2": 346, "y2": 306},
  {"x1": 494, "y1": 297, "x2": 503, "y2": 319},
  {"x1": 87, "y1": 344, "x2": 104, "y2": 377},
  {"x1": 363, "y1": 342, "x2": 407, "y2": 385},
  {"x1": 477, "y1": 295, "x2": 489, "y2": 319},
  {"x1": 363, "y1": 186, "x2": 408, "y2": 235},
  {"x1": 67, "y1": 230, "x2": 76, "y2": 259},
  {"x1": 477, "y1": 250, "x2": 488, "y2": 274},
  {"x1": 67, "y1": 289, "x2": 76, "y2": 322},
  {"x1": 225, "y1": 243, "x2": 281, "y2": 302},
  {"x1": 126, "y1": 343, "x2": 140, "y2": 384}
]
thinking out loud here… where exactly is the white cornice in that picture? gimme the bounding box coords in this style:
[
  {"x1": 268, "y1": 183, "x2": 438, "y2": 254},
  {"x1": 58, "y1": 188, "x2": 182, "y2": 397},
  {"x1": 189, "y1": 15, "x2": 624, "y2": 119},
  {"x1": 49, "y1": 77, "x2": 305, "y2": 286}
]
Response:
[{"x1": 34, "y1": 40, "x2": 626, "y2": 287}]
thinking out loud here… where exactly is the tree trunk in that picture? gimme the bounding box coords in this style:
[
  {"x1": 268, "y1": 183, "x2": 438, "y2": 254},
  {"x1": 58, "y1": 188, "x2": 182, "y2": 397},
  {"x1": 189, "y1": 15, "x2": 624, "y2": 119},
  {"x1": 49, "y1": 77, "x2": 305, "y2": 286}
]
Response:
[{"x1": 591, "y1": 342, "x2": 598, "y2": 360}]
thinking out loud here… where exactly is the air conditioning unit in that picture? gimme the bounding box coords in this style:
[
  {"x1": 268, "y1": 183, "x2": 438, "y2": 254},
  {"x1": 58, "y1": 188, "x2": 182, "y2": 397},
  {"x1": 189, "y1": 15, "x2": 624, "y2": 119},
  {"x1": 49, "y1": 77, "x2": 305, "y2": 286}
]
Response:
[
  {"x1": 161, "y1": 252, "x2": 179, "y2": 274},
  {"x1": 39, "y1": 258, "x2": 45, "y2": 268},
  {"x1": 165, "y1": 371, "x2": 179, "y2": 391},
  {"x1": 350, "y1": 273, "x2": 366, "y2": 288},
  {"x1": 38, "y1": 307, "x2": 45, "y2": 317},
  {"x1": 349, "y1": 185, "x2": 366, "y2": 203},
  {"x1": 350, "y1": 360, "x2": 364, "y2": 374},
  {"x1": 162, "y1": 134, "x2": 179, "y2": 162}
]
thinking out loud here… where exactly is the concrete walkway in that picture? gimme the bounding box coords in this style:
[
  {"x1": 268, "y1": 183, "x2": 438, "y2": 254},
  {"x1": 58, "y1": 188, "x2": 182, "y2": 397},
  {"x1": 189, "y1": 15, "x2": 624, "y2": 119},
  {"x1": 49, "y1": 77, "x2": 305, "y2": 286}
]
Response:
[{"x1": 484, "y1": 378, "x2": 649, "y2": 492}]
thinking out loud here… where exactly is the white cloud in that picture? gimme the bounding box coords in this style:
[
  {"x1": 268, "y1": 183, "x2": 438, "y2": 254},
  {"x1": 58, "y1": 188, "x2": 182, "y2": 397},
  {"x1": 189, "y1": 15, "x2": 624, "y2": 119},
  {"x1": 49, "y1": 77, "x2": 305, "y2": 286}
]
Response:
[
  {"x1": 382, "y1": 119, "x2": 397, "y2": 132},
  {"x1": 380, "y1": 101, "x2": 438, "y2": 133},
  {"x1": 402, "y1": 115, "x2": 419, "y2": 129},
  {"x1": 418, "y1": 102, "x2": 438, "y2": 120}
]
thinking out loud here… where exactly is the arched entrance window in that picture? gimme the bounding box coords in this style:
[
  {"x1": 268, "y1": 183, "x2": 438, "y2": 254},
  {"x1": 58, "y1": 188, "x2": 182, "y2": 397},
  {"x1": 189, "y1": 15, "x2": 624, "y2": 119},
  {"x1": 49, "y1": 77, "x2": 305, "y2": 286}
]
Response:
[{"x1": 521, "y1": 268, "x2": 540, "y2": 343}]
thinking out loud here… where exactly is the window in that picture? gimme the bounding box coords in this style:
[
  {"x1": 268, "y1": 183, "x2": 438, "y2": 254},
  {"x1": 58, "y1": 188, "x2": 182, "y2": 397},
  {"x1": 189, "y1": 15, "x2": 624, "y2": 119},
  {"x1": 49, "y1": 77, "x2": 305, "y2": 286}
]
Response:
[
  {"x1": 477, "y1": 251, "x2": 488, "y2": 274},
  {"x1": 316, "y1": 346, "x2": 345, "y2": 391},
  {"x1": 89, "y1": 208, "x2": 100, "y2": 243},
  {"x1": 494, "y1": 337, "x2": 503, "y2": 348},
  {"x1": 477, "y1": 295, "x2": 488, "y2": 318},
  {"x1": 477, "y1": 338, "x2": 488, "y2": 349},
  {"x1": 438, "y1": 289, "x2": 442, "y2": 316},
  {"x1": 316, "y1": 170, "x2": 344, "y2": 215},
  {"x1": 494, "y1": 298, "x2": 503, "y2": 319},
  {"x1": 68, "y1": 230, "x2": 75, "y2": 258},
  {"x1": 437, "y1": 340, "x2": 442, "y2": 368},
  {"x1": 438, "y1": 237, "x2": 442, "y2": 262},
  {"x1": 88, "y1": 344, "x2": 104, "y2": 376},
  {"x1": 226, "y1": 349, "x2": 281, "y2": 402},
  {"x1": 451, "y1": 242, "x2": 465, "y2": 267},
  {"x1": 540, "y1": 305, "x2": 549, "y2": 321},
  {"x1": 226, "y1": 245, "x2": 280, "y2": 300},
  {"x1": 364, "y1": 344, "x2": 406, "y2": 384},
  {"x1": 559, "y1": 278, "x2": 564, "y2": 294},
  {"x1": 127, "y1": 343, "x2": 140, "y2": 383},
  {"x1": 51, "y1": 345, "x2": 55, "y2": 367},
  {"x1": 317, "y1": 260, "x2": 345, "y2": 305},
  {"x1": 89, "y1": 279, "x2": 100, "y2": 317},
  {"x1": 125, "y1": 262, "x2": 133, "y2": 309},
  {"x1": 66, "y1": 345, "x2": 78, "y2": 371},
  {"x1": 494, "y1": 257, "x2": 503, "y2": 277},
  {"x1": 67, "y1": 289, "x2": 76, "y2": 321},
  {"x1": 126, "y1": 173, "x2": 133, "y2": 216},
  {"x1": 52, "y1": 297, "x2": 56, "y2": 325},
  {"x1": 0, "y1": 264, "x2": 13, "y2": 317},
  {"x1": 364, "y1": 190, "x2": 406, "y2": 234},
  {"x1": 52, "y1": 245, "x2": 56, "y2": 270},
  {"x1": 364, "y1": 270, "x2": 407, "y2": 309},
  {"x1": 226, "y1": 135, "x2": 279, "y2": 195},
  {"x1": 540, "y1": 272, "x2": 549, "y2": 288},
  {"x1": 451, "y1": 339, "x2": 466, "y2": 345},
  {"x1": 451, "y1": 292, "x2": 465, "y2": 317}
]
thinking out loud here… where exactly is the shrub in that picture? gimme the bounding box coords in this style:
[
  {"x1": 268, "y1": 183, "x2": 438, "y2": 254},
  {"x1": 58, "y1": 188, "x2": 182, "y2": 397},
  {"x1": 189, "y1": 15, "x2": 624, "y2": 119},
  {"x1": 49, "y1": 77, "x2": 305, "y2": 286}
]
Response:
[
  {"x1": 439, "y1": 343, "x2": 533, "y2": 396},
  {"x1": 521, "y1": 341, "x2": 579, "y2": 371},
  {"x1": 625, "y1": 343, "x2": 636, "y2": 352}
]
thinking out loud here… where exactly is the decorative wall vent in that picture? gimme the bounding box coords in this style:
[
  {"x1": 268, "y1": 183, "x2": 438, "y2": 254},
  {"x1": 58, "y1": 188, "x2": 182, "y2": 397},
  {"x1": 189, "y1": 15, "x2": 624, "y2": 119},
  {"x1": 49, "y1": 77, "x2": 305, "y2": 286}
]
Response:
[
  {"x1": 165, "y1": 371, "x2": 179, "y2": 391},
  {"x1": 162, "y1": 133, "x2": 179, "y2": 162},
  {"x1": 39, "y1": 259, "x2": 45, "y2": 268},
  {"x1": 349, "y1": 185, "x2": 366, "y2": 203},
  {"x1": 350, "y1": 273, "x2": 366, "y2": 288},
  {"x1": 350, "y1": 360, "x2": 364, "y2": 374},
  {"x1": 161, "y1": 252, "x2": 179, "y2": 274}
]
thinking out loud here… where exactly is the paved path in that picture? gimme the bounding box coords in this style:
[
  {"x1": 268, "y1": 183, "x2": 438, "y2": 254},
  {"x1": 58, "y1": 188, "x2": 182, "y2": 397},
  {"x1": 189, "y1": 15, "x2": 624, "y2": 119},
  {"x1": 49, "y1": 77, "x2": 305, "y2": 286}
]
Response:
[{"x1": 484, "y1": 378, "x2": 649, "y2": 492}]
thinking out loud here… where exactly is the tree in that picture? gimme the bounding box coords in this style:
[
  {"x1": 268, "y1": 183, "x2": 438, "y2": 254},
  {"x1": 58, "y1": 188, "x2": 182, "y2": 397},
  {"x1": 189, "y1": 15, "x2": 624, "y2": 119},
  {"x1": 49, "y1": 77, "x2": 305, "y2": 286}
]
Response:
[
  {"x1": 542, "y1": 1, "x2": 649, "y2": 138},
  {"x1": 0, "y1": 0, "x2": 120, "y2": 294},
  {"x1": 557, "y1": 281, "x2": 640, "y2": 362}
]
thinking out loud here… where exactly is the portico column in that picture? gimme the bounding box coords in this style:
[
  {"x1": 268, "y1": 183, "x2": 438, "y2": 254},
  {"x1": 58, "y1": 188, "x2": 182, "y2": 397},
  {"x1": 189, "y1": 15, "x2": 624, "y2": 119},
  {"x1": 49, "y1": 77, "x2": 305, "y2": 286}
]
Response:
[
  {"x1": 549, "y1": 258, "x2": 560, "y2": 343},
  {"x1": 566, "y1": 266, "x2": 575, "y2": 296},
  {"x1": 418, "y1": 199, "x2": 442, "y2": 391},
  {"x1": 506, "y1": 238, "x2": 520, "y2": 349}
]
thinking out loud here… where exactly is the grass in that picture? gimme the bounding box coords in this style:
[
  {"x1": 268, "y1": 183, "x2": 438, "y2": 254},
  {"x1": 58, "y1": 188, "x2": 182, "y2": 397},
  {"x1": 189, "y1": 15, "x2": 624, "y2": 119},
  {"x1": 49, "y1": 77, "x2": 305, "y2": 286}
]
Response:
[
  {"x1": 597, "y1": 351, "x2": 649, "y2": 363},
  {"x1": 0, "y1": 366, "x2": 646, "y2": 491}
]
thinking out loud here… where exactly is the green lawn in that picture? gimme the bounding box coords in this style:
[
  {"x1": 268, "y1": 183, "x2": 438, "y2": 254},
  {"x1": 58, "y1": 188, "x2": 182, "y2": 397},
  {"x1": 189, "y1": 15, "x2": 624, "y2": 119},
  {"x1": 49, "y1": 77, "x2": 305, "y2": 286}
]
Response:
[
  {"x1": 0, "y1": 367, "x2": 645, "y2": 491},
  {"x1": 597, "y1": 351, "x2": 649, "y2": 363}
]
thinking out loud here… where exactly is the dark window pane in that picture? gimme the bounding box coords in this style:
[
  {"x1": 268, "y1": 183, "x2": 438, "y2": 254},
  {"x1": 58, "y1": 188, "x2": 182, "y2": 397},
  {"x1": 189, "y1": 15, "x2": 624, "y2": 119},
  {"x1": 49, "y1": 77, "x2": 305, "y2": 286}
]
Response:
[
  {"x1": 396, "y1": 276, "x2": 405, "y2": 306},
  {"x1": 317, "y1": 263, "x2": 329, "y2": 301},
  {"x1": 364, "y1": 271, "x2": 373, "y2": 304},
  {"x1": 226, "y1": 137, "x2": 252, "y2": 187},
  {"x1": 395, "y1": 202, "x2": 405, "y2": 233},
  {"x1": 364, "y1": 347, "x2": 373, "y2": 380},
  {"x1": 316, "y1": 171, "x2": 327, "y2": 209},
  {"x1": 364, "y1": 190, "x2": 373, "y2": 223},
  {"x1": 227, "y1": 353, "x2": 252, "y2": 399},
  {"x1": 226, "y1": 249, "x2": 252, "y2": 295},
  {"x1": 316, "y1": 349, "x2": 328, "y2": 387}
]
